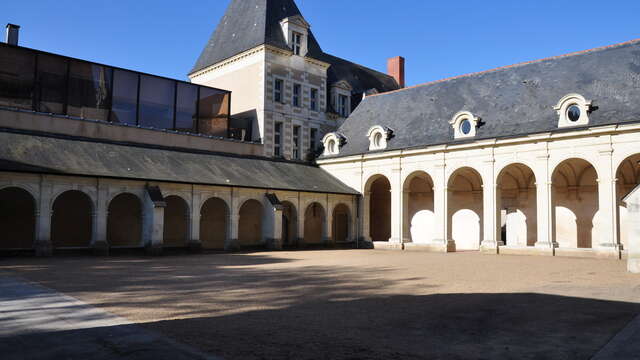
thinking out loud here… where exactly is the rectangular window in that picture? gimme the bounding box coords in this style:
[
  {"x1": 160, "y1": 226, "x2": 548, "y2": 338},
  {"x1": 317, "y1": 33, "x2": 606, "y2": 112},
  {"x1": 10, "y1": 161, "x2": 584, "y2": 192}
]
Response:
[
  {"x1": 110, "y1": 69, "x2": 139, "y2": 125},
  {"x1": 67, "y1": 60, "x2": 112, "y2": 121},
  {"x1": 175, "y1": 82, "x2": 198, "y2": 133},
  {"x1": 139, "y1": 75, "x2": 175, "y2": 130},
  {"x1": 292, "y1": 32, "x2": 302, "y2": 56},
  {"x1": 198, "y1": 86, "x2": 230, "y2": 137},
  {"x1": 274, "y1": 122, "x2": 283, "y2": 157},
  {"x1": 310, "y1": 128, "x2": 317, "y2": 155},
  {"x1": 293, "y1": 83, "x2": 301, "y2": 107},
  {"x1": 0, "y1": 46, "x2": 36, "y2": 110},
  {"x1": 293, "y1": 125, "x2": 300, "y2": 160},
  {"x1": 338, "y1": 94, "x2": 349, "y2": 117},
  {"x1": 35, "y1": 54, "x2": 68, "y2": 115},
  {"x1": 274, "y1": 78, "x2": 283, "y2": 103},
  {"x1": 310, "y1": 88, "x2": 318, "y2": 111}
]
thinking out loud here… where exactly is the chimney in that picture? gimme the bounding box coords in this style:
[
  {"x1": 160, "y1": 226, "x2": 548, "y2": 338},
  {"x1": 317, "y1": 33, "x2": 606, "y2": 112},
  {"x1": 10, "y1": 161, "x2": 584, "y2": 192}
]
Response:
[
  {"x1": 387, "y1": 56, "x2": 405, "y2": 88},
  {"x1": 5, "y1": 24, "x2": 20, "y2": 46}
]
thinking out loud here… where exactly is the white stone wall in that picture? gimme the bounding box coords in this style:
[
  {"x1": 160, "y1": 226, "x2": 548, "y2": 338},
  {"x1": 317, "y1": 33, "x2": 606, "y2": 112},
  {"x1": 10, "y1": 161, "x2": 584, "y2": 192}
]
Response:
[{"x1": 318, "y1": 123, "x2": 640, "y2": 258}]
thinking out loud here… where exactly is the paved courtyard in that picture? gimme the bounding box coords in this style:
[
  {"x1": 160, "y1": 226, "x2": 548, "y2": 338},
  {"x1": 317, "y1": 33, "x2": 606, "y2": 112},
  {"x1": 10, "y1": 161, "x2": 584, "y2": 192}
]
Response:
[{"x1": 1, "y1": 250, "x2": 639, "y2": 359}]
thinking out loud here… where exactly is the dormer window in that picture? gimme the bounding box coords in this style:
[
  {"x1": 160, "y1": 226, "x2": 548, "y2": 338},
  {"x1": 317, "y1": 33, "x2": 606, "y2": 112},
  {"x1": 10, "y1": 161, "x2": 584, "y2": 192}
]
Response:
[
  {"x1": 450, "y1": 111, "x2": 480, "y2": 139},
  {"x1": 292, "y1": 32, "x2": 303, "y2": 56},
  {"x1": 367, "y1": 125, "x2": 393, "y2": 151},
  {"x1": 338, "y1": 94, "x2": 349, "y2": 117},
  {"x1": 554, "y1": 93, "x2": 593, "y2": 128},
  {"x1": 322, "y1": 132, "x2": 346, "y2": 156},
  {"x1": 280, "y1": 15, "x2": 310, "y2": 57}
]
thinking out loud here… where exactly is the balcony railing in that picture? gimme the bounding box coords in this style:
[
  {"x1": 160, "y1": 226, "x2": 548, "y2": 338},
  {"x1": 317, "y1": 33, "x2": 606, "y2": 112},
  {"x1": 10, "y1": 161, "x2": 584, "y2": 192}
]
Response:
[{"x1": 0, "y1": 42, "x2": 232, "y2": 138}]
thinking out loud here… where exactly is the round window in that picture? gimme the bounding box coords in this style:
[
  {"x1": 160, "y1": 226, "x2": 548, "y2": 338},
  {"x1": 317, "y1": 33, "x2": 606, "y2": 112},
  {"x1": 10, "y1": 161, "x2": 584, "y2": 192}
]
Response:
[
  {"x1": 460, "y1": 119, "x2": 472, "y2": 135},
  {"x1": 373, "y1": 132, "x2": 383, "y2": 148},
  {"x1": 328, "y1": 140, "x2": 336, "y2": 154},
  {"x1": 567, "y1": 105, "x2": 581, "y2": 122}
]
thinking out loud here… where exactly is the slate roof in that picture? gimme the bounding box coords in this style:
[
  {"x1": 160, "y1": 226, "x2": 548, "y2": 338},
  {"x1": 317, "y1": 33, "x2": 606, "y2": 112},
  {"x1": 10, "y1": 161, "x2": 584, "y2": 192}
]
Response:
[
  {"x1": 0, "y1": 130, "x2": 358, "y2": 195},
  {"x1": 191, "y1": 0, "x2": 398, "y2": 95},
  {"x1": 326, "y1": 39, "x2": 640, "y2": 158}
]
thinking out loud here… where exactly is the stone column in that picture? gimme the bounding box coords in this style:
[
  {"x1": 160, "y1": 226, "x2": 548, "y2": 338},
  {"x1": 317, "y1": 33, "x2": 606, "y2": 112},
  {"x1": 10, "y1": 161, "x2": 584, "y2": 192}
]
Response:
[
  {"x1": 534, "y1": 154, "x2": 556, "y2": 253},
  {"x1": 431, "y1": 163, "x2": 454, "y2": 252},
  {"x1": 481, "y1": 160, "x2": 500, "y2": 254},
  {"x1": 597, "y1": 150, "x2": 621, "y2": 257},
  {"x1": 226, "y1": 214, "x2": 240, "y2": 251},
  {"x1": 35, "y1": 177, "x2": 52, "y2": 256},
  {"x1": 361, "y1": 192, "x2": 372, "y2": 245},
  {"x1": 142, "y1": 190, "x2": 165, "y2": 255},
  {"x1": 188, "y1": 191, "x2": 202, "y2": 252},
  {"x1": 623, "y1": 187, "x2": 640, "y2": 273},
  {"x1": 267, "y1": 207, "x2": 283, "y2": 250},
  {"x1": 324, "y1": 206, "x2": 333, "y2": 245},
  {"x1": 92, "y1": 181, "x2": 109, "y2": 255},
  {"x1": 402, "y1": 189, "x2": 411, "y2": 243},
  {"x1": 389, "y1": 167, "x2": 403, "y2": 245}
]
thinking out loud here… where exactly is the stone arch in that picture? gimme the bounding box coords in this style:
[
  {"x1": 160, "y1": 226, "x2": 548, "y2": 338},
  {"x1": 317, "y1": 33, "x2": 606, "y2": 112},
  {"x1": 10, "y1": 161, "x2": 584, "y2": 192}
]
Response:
[
  {"x1": 551, "y1": 158, "x2": 599, "y2": 249},
  {"x1": 51, "y1": 190, "x2": 93, "y2": 248},
  {"x1": 332, "y1": 203, "x2": 351, "y2": 243},
  {"x1": 447, "y1": 167, "x2": 483, "y2": 250},
  {"x1": 238, "y1": 199, "x2": 264, "y2": 247},
  {"x1": 616, "y1": 153, "x2": 640, "y2": 250},
  {"x1": 496, "y1": 163, "x2": 537, "y2": 247},
  {"x1": 365, "y1": 174, "x2": 391, "y2": 242},
  {"x1": 163, "y1": 195, "x2": 190, "y2": 248},
  {"x1": 304, "y1": 202, "x2": 326, "y2": 244},
  {"x1": 200, "y1": 197, "x2": 229, "y2": 250},
  {"x1": 0, "y1": 187, "x2": 36, "y2": 250},
  {"x1": 107, "y1": 193, "x2": 143, "y2": 248},
  {"x1": 403, "y1": 171, "x2": 435, "y2": 244},
  {"x1": 281, "y1": 201, "x2": 298, "y2": 247}
]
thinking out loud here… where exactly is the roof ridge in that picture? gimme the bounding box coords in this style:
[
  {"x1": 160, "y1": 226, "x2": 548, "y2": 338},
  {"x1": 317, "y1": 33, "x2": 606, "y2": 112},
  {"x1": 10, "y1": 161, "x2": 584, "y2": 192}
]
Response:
[
  {"x1": 368, "y1": 37, "x2": 640, "y2": 99},
  {"x1": 321, "y1": 52, "x2": 395, "y2": 81}
]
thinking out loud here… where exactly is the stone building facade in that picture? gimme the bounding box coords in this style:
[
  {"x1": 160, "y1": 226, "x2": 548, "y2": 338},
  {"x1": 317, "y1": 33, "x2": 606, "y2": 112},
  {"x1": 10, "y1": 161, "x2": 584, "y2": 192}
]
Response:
[
  {"x1": 189, "y1": 0, "x2": 400, "y2": 159},
  {"x1": 318, "y1": 40, "x2": 640, "y2": 261}
]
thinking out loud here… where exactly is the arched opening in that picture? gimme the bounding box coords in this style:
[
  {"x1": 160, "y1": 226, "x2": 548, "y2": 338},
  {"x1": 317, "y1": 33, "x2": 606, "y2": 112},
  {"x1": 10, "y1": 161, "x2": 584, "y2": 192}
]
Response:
[
  {"x1": 447, "y1": 167, "x2": 483, "y2": 250},
  {"x1": 552, "y1": 158, "x2": 599, "y2": 249},
  {"x1": 304, "y1": 202, "x2": 326, "y2": 244},
  {"x1": 0, "y1": 187, "x2": 36, "y2": 250},
  {"x1": 163, "y1": 195, "x2": 189, "y2": 248},
  {"x1": 496, "y1": 164, "x2": 537, "y2": 247},
  {"x1": 281, "y1": 201, "x2": 297, "y2": 247},
  {"x1": 51, "y1": 190, "x2": 93, "y2": 248},
  {"x1": 238, "y1": 199, "x2": 263, "y2": 247},
  {"x1": 107, "y1": 193, "x2": 142, "y2": 248},
  {"x1": 200, "y1": 197, "x2": 228, "y2": 250},
  {"x1": 332, "y1": 204, "x2": 351, "y2": 243},
  {"x1": 403, "y1": 171, "x2": 435, "y2": 244},
  {"x1": 367, "y1": 175, "x2": 391, "y2": 242},
  {"x1": 616, "y1": 154, "x2": 640, "y2": 251}
]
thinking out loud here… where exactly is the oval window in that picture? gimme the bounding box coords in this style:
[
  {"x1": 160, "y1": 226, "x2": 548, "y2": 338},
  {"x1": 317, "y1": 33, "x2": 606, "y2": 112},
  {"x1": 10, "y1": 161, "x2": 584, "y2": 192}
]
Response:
[
  {"x1": 328, "y1": 140, "x2": 336, "y2": 154},
  {"x1": 460, "y1": 119, "x2": 472, "y2": 135},
  {"x1": 373, "y1": 132, "x2": 383, "y2": 148},
  {"x1": 567, "y1": 105, "x2": 581, "y2": 122}
]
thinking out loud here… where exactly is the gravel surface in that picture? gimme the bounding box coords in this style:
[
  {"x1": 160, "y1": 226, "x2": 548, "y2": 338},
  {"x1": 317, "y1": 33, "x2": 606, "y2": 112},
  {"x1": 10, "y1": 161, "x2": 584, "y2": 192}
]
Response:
[{"x1": 2, "y1": 250, "x2": 639, "y2": 359}]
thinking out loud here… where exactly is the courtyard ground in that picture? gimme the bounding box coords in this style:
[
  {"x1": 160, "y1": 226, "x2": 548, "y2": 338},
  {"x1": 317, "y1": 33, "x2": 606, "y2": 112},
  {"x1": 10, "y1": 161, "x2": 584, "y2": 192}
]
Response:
[{"x1": 1, "y1": 250, "x2": 639, "y2": 359}]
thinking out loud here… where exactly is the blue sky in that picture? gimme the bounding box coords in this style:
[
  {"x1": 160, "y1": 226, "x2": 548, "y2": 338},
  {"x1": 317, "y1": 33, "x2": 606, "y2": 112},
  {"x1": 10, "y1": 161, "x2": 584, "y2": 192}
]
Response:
[{"x1": 4, "y1": 0, "x2": 640, "y2": 86}]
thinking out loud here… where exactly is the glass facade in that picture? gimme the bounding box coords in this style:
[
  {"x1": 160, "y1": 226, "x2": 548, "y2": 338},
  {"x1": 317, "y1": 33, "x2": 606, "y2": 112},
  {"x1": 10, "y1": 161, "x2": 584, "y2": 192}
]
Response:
[{"x1": 0, "y1": 43, "x2": 231, "y2": 137}]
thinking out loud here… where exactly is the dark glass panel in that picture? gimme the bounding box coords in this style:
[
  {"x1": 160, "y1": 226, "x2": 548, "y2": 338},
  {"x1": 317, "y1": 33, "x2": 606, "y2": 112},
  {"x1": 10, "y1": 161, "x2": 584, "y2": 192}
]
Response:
[
  {"x1": 139, "y1": 75, "x2": 174, "y2": 129},
  {"x1": 110, "y1": 70, "x2": 138, "y2": 125},
  {"x1": 568, "y1": 105, "x2": 581, "y2": 122},
  {"x1": 175, "y1": 82, "x2": 198, "y2": 133},
  {"x1": 35, "y1": 54, "x2": 67, "y2": 114},
  {"x1": 67, "y1": 60, "x2": 112, "y2": 121},
  {"x1": 0, "y1": 45, "x2": 35, "y2": 110},
  {"x1": 198, "y1": 87, "x2": 229, "y2": 137}
]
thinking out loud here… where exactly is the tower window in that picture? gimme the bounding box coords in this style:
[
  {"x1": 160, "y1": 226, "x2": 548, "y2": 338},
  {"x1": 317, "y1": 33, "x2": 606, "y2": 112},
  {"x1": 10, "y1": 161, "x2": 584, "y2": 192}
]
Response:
[
  {"x1": 310, "y1": 88, "x2": 318, "y2": 111},
  {"x1": 292, "y1": 32, "x2": 302, "y2": 56},
  {"x1": 293, "y1": 125, "x2": 301, "y2": 159},
  {"x1": 274, "y1": 78, "x2": 283, "y2": 103},
  {"x1": 274, "y1": 122, "x2": 283, "y2": 157},
  {"x1": 293, "y1": 83, "x2": 301, "y2": 107},
  {"x1": 310, "y1": 128, "x2": 318, "y2": 153},
  {"x1": 338, "y1": 94, "x2": 349, "y2": 117}
]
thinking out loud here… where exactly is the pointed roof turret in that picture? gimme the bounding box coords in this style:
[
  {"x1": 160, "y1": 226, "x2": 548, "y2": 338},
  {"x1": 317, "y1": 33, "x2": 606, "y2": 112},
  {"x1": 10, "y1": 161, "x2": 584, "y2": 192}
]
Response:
[{"x1": 191, "y1": 0, "x2": 323, "y2": 74}]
